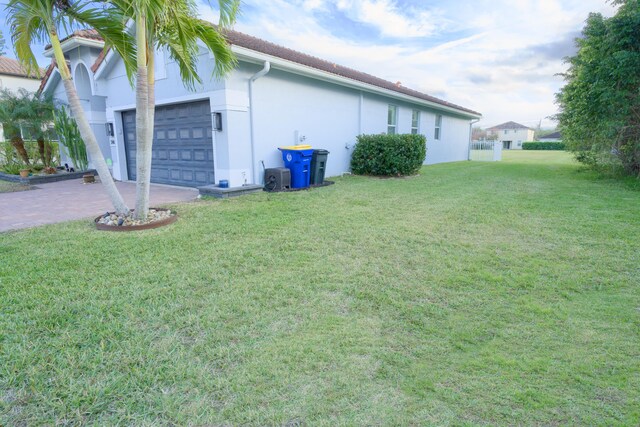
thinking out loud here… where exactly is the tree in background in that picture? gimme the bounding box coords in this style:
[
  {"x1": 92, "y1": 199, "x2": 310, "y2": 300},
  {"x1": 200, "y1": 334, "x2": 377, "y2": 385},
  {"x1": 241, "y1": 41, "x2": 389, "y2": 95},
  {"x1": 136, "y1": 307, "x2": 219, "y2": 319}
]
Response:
[
  {"x1": 0, "y1": 88, "x2": 32, "y2": 165},
  {"x1": 471, "y1": 126, "x2": 486, "y2": 141},
  {"x1": 556, "y1": 0, "x2": 640, "y2": 177},
  {"x1": 0, "y1": 30, "x2": 6, "y2": 56},
  {"x1": 19, "y1": 90, "x2": 56, "y2": 167}
]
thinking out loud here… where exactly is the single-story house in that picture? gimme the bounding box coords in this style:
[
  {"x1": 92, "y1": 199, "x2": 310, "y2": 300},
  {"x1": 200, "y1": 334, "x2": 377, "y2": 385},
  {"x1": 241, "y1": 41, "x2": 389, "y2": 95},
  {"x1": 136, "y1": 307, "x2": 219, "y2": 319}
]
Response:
[
  {"x1": 40, "y1": 27, "x2": 481, "y2": 188},
  {"x1": 0, "y1": 56, "x2": 44, "y2": 142},
  {"x1": 539, "y1": 131, "x2": 562, "y2": 142},
  {"x1": 486, "y1": 121, "x2": 534, "y2": 150}
]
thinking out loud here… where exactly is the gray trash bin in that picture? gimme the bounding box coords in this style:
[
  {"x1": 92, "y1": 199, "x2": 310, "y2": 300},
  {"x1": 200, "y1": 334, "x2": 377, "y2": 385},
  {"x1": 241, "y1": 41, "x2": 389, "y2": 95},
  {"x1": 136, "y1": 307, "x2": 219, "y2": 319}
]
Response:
[{"x1": 310, "y1": 149, "x2": 329, "y2": 185}]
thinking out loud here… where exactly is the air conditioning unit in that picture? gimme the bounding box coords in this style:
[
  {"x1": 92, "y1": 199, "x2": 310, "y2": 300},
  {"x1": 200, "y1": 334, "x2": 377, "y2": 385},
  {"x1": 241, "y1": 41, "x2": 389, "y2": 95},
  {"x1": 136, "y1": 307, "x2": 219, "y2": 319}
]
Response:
[{"x1": 264, "y1": 167, "x2": 291, "y2": 192}]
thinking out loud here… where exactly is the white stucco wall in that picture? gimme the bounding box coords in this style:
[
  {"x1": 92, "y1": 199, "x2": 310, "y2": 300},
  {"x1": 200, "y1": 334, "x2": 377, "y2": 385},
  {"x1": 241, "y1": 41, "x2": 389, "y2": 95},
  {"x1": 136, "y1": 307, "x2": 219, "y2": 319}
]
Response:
[
  {"x1": 46, "y1": 43, "x2": 478, "y2": 187},
  {"x1": 239, "y1": 63, "x2": 473, "y2": 182},
  {"x1": 492, "y1": 128, "x2": 535, "y2": 149}
]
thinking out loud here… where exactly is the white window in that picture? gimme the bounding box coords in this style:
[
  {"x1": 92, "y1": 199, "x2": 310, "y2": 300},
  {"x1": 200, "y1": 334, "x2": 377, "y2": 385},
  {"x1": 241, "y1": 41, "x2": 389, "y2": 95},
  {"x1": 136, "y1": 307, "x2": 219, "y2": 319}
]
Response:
[
  {"x1": 434, "y1": 114, "x2": 442, "y2": 140},
  {"x1": 504, "y1": 129, "x2": 509, "y2": 135},
  {"x1": 411, "y1": 110, "x2": 420, "y2": 134},
  {"x1": 387, "y1": 105, "x2": 397, "y2": 135}
]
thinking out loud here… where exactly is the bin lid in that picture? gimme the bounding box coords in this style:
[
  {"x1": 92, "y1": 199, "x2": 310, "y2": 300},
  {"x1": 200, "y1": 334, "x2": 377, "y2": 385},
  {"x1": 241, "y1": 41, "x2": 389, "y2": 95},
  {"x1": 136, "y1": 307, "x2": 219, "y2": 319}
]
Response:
[
  {"x1": 279, "y1": 145, "x2": 313, "y2": 150},
  {"x1": 313, "y1": 149, "x2": 330, "y2": 154}
]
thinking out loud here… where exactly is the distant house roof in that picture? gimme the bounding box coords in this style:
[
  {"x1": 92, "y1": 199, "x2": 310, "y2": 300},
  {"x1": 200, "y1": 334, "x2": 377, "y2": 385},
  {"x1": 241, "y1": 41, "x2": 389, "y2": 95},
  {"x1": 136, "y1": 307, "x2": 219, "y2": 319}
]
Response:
[
  {"x1": 539, "y1": 131, "x2": 562, "y2": 140},
  {"x1": 42, "y1": 27, "x2": 481, "y2": 117},
  {"x1": 0, "y1": 56, "x2": 43, "y2": 79},
  {"x1": 487, "y1": 121, "x2": 533, "y2": 131}
]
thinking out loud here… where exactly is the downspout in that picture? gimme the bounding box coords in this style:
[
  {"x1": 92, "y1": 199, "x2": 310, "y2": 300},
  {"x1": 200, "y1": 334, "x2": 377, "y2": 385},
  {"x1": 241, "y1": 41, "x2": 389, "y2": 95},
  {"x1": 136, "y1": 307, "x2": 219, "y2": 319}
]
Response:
[
  {"x1": 358, "y1": 92, "x2": 363, "y2": 135},
  {"x1": 468, "y1": 118, "x2": 480, "y2": 160},
  {"x1": 249, "y1": 61, "x2": 271, "y2": 184}
]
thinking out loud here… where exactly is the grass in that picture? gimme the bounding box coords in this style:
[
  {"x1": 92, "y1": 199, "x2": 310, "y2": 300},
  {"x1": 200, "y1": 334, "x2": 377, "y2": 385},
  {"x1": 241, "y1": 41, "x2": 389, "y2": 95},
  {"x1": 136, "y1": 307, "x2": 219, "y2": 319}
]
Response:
[
  {"x1": 1, "y1": 151, "x2": 639, "y2": 425},
  {"x1": 0, "y1": 180, "x2": 31, "y2": 193}
]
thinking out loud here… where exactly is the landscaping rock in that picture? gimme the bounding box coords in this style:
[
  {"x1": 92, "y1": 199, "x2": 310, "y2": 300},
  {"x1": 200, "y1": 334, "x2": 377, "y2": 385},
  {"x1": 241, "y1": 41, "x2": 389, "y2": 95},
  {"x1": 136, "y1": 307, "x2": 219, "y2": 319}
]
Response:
[{"x1": 96, "y1": 208, "x2": 176, "y2": 229}]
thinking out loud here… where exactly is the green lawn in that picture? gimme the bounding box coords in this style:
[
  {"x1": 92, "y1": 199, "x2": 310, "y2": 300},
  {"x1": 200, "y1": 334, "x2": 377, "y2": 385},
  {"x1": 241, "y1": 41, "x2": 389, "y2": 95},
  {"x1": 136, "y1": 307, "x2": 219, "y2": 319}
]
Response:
[{"x1": 1, "y1": 152, "x2": 639, "y2": 425}]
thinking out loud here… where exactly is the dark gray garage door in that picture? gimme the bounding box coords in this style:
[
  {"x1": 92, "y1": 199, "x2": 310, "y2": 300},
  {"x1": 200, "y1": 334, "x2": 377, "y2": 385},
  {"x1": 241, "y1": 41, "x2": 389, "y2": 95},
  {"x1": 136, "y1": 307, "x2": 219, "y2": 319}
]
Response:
[{"x1": 122, "y1": 100, "x2": 214, "y2": 187}]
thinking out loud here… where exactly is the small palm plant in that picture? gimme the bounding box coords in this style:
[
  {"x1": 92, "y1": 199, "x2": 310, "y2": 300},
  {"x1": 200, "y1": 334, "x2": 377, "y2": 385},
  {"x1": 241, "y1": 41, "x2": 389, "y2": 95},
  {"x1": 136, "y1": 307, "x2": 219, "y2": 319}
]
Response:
[
  {"x1": 17, "y1": 89, "x2": 56, "y2": 168},
  {"x1": 54, "y1": 105, "x2": 87, "y2": 170},
  {"x1": 0, "y1": 88, "x2": 31, "y2": 166}
]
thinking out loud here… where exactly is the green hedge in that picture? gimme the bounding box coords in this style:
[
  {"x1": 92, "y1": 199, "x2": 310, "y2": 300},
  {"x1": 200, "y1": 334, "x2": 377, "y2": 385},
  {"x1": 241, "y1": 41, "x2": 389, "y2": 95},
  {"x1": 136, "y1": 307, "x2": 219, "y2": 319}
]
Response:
[
  {"x1": 351, "y1": 133, "x2": 426, "y2": 176},
  {"x1": 522, "y1": 142, "x2": 566, "y2": 150}
]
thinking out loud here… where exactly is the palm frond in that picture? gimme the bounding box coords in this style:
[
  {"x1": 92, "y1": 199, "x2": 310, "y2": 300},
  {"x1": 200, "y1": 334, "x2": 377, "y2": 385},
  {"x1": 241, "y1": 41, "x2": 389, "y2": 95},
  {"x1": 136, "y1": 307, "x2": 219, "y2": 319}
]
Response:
[
  {"x1": 64, "y1": 1, "x2": 137, "y2": 83},
  {"x1": 193, "y1": 20, "x2": 236, "y2": 79},
  {"x1": 5, "y1": 0, "x2": 55, "y2": 78},
  {"x1": 204, "y1": 0, "x2": 239, "y2": 28}
]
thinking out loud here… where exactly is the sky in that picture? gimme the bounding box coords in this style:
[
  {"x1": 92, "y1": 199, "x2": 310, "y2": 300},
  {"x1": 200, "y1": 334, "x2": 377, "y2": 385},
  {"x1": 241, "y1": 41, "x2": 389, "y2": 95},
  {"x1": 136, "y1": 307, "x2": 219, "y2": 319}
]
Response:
[{"x1": 1, "y1": 0, "x2": 619, "y2": 128}]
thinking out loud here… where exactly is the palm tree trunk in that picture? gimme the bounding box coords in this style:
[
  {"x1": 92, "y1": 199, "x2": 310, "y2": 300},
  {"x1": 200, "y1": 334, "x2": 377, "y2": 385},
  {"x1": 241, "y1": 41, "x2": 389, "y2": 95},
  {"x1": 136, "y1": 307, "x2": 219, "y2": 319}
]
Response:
[
  {"x1": 10, "y1": 135, "x2": 30, "y2": 166},
  {"x1": 142, "y1": 48, "x2": 155, "y2": 215},
  {"x1": 44, "y1": 141, "x2": 52, "y2": 167},
  {"x1": 37, "y1": 137, "x2": 45, "y2": 165},
  {"x1": 51, "y1": 31, "x2": 129, "y2": 216},
  {"x1": 134, "y1": 16, "x2": 150, "y2": 220}
]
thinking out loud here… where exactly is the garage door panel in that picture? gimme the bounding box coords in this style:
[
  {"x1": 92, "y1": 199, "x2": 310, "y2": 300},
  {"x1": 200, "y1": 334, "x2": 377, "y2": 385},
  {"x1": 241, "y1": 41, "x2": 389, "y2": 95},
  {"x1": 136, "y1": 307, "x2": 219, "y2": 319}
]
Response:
[{"x1": 122, "y1": 99, "x2": 214, "y2": 187}]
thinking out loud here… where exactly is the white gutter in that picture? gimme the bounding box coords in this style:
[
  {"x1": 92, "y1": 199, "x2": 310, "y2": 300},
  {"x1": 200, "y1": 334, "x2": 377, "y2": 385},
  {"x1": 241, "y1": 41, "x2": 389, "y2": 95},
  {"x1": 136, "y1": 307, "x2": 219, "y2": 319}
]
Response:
[
  {"x1": 467, "y1": 118, "x2": 481, "y2": 160},
  {"x1": 233, "y1": 46, "x2": 482, "y2": 120},
  {"x1": 249, "y1": 61, "x2": 271, "y2": 184}
]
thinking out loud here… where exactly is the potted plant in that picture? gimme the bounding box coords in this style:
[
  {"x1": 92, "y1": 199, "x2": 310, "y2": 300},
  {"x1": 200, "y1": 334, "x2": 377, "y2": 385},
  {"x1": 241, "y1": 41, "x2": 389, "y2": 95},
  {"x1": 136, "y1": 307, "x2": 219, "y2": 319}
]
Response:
[{"x1": 19, "y1": 168, "x2": 30, "y2": 178}]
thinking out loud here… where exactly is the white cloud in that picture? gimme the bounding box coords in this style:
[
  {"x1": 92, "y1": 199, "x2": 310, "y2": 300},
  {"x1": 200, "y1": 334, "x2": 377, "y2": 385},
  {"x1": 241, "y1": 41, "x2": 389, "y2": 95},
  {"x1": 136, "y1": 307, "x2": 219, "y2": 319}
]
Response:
[
  {"x1": 334, "y1": 0, "x2": 443, "y2": 38},
  {"x1": 200, "y1": 0, "x2": 619, "y2": 128}
]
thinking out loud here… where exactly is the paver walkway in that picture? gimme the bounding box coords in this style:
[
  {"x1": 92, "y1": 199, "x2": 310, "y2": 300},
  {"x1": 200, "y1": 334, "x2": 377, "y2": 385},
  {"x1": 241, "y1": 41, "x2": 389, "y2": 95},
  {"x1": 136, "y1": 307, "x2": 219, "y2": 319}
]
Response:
[{"x1": 0, "y1": 179, "x2": 198, "y2": 232}]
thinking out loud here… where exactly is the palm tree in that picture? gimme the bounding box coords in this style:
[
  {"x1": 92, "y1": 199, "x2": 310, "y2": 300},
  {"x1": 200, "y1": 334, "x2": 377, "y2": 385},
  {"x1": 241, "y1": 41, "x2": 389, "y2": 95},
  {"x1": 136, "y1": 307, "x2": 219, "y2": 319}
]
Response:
[
  {"x1": 5, "y1": 0, "x2": 136, "y2": 215},
  {"x1": 19, "y1": 90, "x2": 56, "y2": 167},
  {"x1": 0, "y1": 88, "x2": 31, "y2": 165},
  {"x1": 106, "y1": 0, "x2": 238, "y2": 219}
]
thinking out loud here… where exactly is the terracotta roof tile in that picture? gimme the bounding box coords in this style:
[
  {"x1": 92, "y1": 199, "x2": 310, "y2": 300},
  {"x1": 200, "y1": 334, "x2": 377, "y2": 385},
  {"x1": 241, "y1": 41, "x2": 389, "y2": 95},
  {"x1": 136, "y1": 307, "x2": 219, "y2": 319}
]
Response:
[
  {"x1": 44, "y1": 29, "x2": 103, "y2": 50},
  {"x1": 0, "y1": 56, "x2": 43, "y2": 79}
]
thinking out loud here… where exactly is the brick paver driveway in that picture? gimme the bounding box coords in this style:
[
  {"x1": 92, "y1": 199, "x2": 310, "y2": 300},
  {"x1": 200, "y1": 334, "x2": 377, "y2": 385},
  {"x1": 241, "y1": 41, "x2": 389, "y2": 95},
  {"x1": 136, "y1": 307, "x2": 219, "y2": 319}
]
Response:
[{"x1": 0, "y1": 179, "x2": 198, "y2": 232}]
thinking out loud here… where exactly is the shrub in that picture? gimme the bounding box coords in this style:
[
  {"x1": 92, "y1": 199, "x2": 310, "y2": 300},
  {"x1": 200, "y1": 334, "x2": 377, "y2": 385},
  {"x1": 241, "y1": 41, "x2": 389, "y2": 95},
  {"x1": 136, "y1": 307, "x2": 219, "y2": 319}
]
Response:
[
  {"x1": 351, "y1": 133, "x2": 426, "y2": 176},
  {"x1": 2, "y1": 162, "x2": 24, "y2": 175},
  {"x1": 522, "y1": 142, "x2": 566, "y2": 150},
  {"x1": 54, "y1": 106, "x2": 87, "y2": 170}
]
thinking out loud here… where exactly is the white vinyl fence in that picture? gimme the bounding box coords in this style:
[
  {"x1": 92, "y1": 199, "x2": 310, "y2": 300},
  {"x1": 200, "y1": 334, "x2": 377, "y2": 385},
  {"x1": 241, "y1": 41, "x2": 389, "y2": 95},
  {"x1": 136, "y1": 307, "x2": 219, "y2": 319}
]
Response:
[{"x1": 469, "y1": 140, "x2": 502, "y2": 161}]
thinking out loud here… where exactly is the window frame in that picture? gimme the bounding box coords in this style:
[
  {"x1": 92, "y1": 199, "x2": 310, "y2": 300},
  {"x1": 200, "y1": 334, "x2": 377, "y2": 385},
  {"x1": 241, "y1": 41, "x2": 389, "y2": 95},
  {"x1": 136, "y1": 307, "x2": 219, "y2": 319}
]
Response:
[
  {"x1": 387, "y1": 105, "x2": 398, "y2": 135},
  {"x1": 434, "y1": 114, "x2": 442, "y2": 140},
  {"x1": 411, "y1": 109, "x2": 420, "y2": 134}
]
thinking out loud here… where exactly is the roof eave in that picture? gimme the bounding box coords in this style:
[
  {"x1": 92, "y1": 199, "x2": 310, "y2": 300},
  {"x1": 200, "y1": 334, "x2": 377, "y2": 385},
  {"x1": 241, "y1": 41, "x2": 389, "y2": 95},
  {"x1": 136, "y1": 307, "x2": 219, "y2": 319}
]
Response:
[
  {"x1": 0, "y1": 71, "x2": 41, "y2": 80},
  {"x1": 232, "y1": 46, "x2": 482, "y2": 119},
  {"x1": 43, "y1": 38, "x2": 105, "y2": 58},
  {"x1": 40, "y1": 68, "x2": 61, "y2": 95}
]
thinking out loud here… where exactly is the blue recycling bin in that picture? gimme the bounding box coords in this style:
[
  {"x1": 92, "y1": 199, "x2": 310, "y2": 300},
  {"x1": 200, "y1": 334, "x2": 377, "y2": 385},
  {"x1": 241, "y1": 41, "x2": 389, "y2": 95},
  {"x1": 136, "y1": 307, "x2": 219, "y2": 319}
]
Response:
[{"x1": 278, "y1": 145, "x2": 313, "y2": 188}]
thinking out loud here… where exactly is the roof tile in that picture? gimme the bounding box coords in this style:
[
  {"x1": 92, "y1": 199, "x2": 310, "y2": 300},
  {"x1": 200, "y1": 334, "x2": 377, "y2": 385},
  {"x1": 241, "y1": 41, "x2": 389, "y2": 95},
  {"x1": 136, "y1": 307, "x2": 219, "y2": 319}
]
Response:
[{"x1": 0, "y1": 56, "x2": 43, "y2": 79}]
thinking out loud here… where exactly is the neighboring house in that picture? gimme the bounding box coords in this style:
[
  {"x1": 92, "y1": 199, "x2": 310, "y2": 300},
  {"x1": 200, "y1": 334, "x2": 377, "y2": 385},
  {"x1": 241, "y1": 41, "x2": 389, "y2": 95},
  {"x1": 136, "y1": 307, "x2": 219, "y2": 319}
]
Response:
[
  {"x1": 486, "y1": 121, "x2": 534, "y2": 150},
  {"x1": 539, "y1": 131, "x2": 562, "y2": 142},
  {"x1": 40, "y1": 28, "x2": 481, "y2": 188},
  {"x1": 0, "y1": 56, "x2": 44, "y2": 142}
]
